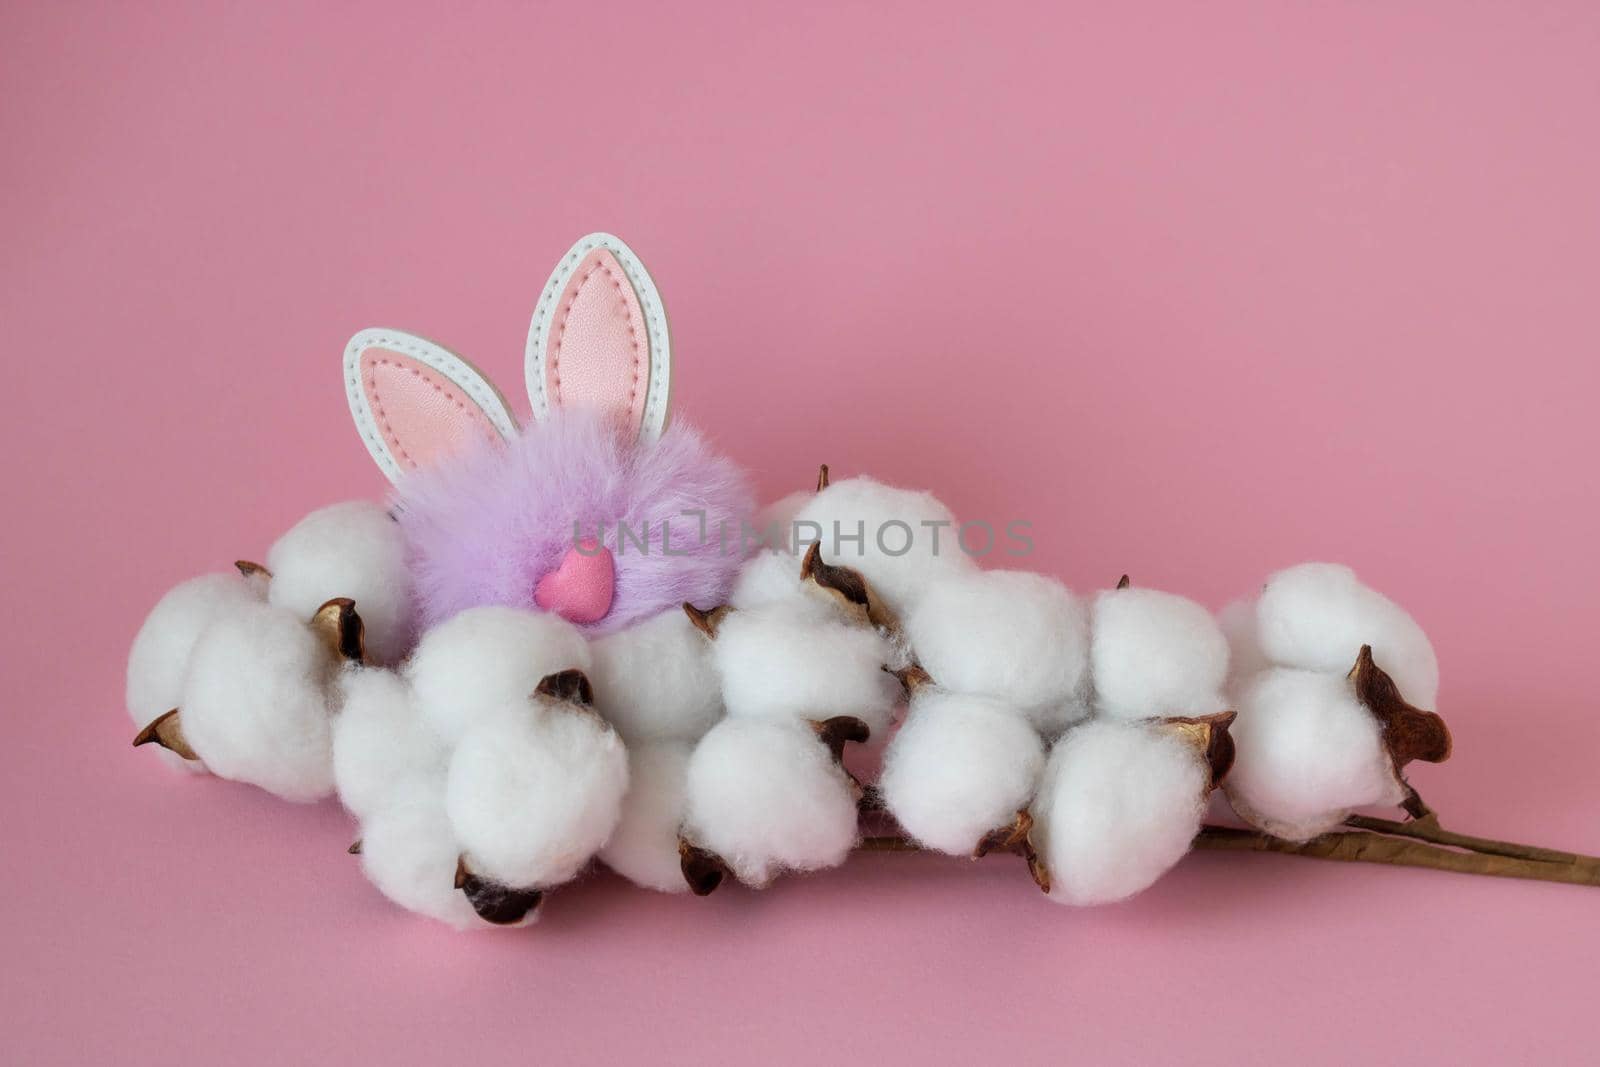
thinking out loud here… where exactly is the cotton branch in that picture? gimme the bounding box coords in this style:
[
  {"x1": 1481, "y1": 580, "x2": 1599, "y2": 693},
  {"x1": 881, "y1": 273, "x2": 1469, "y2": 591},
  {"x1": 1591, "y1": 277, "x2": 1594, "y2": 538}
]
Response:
[
  {"x1": 1191, "y1": 825, "x2": 1600, "y2": 887},
  {"x1": 853, "y1": 821, "x2": 1600, "y2": 889}
]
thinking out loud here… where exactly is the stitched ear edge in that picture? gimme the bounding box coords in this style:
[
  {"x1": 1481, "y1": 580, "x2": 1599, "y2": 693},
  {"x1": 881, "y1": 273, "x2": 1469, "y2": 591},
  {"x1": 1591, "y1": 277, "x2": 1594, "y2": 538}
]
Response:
[
  {"x1": 344, "y1": 328, "x2": 519, "y2": 485},
  {"x1": 524, "y1": 232, "x2": 673, "y2": 444}
]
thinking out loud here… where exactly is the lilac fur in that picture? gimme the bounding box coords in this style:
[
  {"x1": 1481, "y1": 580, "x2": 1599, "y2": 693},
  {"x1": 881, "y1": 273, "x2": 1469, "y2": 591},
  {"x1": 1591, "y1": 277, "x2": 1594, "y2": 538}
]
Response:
[{"x1": 396, "y1": 414, "x2": 754, "y2": 636}]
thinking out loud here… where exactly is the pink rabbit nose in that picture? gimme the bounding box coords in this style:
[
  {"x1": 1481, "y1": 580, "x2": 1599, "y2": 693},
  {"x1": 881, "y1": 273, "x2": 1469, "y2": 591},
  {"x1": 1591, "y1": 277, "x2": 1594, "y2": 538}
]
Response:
[{"x1": 533, "y1": 540, "x2": 615, "y2": 625}]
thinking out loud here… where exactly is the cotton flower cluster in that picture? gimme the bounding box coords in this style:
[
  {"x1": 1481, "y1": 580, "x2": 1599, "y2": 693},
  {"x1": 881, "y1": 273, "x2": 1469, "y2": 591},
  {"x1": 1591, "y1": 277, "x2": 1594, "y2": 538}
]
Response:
[
  {"x1": 341, "y1": 607, "x2": 628, "y2": 927},
  {"x1": 127, "y1": 500, "x2": 727, "y2": 924},
  {"x1": 694, "y1": 483, "x2": 1446, "y2": 908},
  {"x1": 129, "y1": 477, "x2": 1453, "y2": 926},
  {"x1": 127, "y1": 501, "x2": 411, "y2": 798},
  {"x1": 684, "y1": 477, "x2": 1238, "y2": 904},
  {"x1": 1219, "y1": 563, "x2": 1449, "y2": 842},
  {"x1": 877, "y1": 566, "x2": 1235, "y2": 905},
  {"x1": 679, "y1": 542, "x2": 903, "y2": 889},
  {"x1": 1020, "y1": 583, "x2": 1235, "y2": 904},
  {"x1": 880, "y1": 570, "x2": 1084, "y2": 857}
]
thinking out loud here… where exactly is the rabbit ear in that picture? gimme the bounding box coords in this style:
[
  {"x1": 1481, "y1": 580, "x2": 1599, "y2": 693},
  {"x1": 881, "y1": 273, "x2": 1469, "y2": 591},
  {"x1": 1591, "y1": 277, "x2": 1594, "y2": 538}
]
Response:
[
  {"x1": 344, "y1": 329, "x2": 519, "y2": 484},
  {"x1": 525, "y1": 233, "x2": 672, "y2": 444}
]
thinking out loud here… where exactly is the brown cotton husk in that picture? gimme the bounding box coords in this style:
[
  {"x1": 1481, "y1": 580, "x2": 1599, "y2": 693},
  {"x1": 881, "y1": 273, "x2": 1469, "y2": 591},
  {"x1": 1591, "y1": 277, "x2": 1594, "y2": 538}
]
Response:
[
  {"x1": 233, "y1": 560, "x2": 272, "y2": 580},
  {"x1": 1116, "y1": 573, "x2": 1131, "y2": 589},
  {"x1": 816, "y1": 463, "x2": 831, "y2": 492},
  {"x1": 347, "y1": 839, "x2": 363, "y2": 855},
  {"x1": 1159, "y1": 711, "x2": 1238, "y2": 788},
  {"x1": 132, "y1": 707, "x2": 199, "y2": 762},
  {"x1": 309, "y1": 597, "x2": 365, "y2": 663},
  {"x1": 454, "y1": 856, "x2": 543, "y2": 925},
  {"x1": 972, "y1": 809, "x2": 1051, "y2": 893},
  {"x1": 809, "y1": 715, "x2": 872, "y2": 762},
  {"x1": 890, "y1": 664, "x2": 934, "y2": 697},
  {"x1": 678, "y1": 837, "x2": 730, "y2": 896},
  {"x1": 682, "y1": 601, "x2": 731, "y2": 639},
  {"x1": 533, "y1": 668, "x2": 596, "y2": 708},
  {"x1": 1350, "y1": 645, "x2": 1451, "y2": 768},
  {"x1": 799, "y1": 543, "x2": 897, "y2": 630}
]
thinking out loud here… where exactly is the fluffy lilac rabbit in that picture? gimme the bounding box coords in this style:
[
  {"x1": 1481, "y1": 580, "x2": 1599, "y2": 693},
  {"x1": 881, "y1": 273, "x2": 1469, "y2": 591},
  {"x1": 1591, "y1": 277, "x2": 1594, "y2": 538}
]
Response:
[{"x1": 344, "y1": 233, "x2": 753, "y2": 636}]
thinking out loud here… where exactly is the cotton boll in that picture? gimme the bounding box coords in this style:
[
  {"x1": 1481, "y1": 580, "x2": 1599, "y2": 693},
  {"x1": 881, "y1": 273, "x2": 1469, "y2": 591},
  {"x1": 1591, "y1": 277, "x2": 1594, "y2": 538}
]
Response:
[
  {"x1": 589, "y1": 610, "x2": 722, "y2": 744},
  {"x1": 1091, "y1": 587, "x2": 1230, "y2": 721},
  {"x1": 179, "y1": 601, "x2": 338, "y2": 801},
  {"x1": 1225, "y1": 667, "x2": 1404, "y2": 841},
  {"x1": 446, "y1": 702, "x2": 628, "y2": 888},
  {"x1": 126, "y1": 572, "x2": 265, "y2": 772},
  {"x1": 712, "y1": 606, "x2": 901, "y2": 734},
  {"x1": 879, "y1": 690, "x2": 1045, "y2": 856},
  {"x1": 682, "y1": 717, "x2": 860, "y2": 886},
  {"x1": 267, "y1": 500, "x2": 415, "y2": 665},
  {"x1": 1032, "y1": 721, "x2": 1209, "y2": 905},
  {"x1": 794, "y1": 476, "x2": 975, "y2": 614},
  {"x1": 332, "y1": 667, "x2": 448, "y2": 821},
  {"x1": 599, "y1": 740, "x2": 695, "y2": 892},
  {"x1": 406, "y1": 606, "x2": 591, "y2": 744},
  {"x1": 358, "y1": 792, "x2": 483, "y2": 930},
  {"x1": 1256, "y1": 563, "x2": 1439, "y2": 708},
  {"x1": 904, "y1": 570, "x2": 1089, "y2": 733}
]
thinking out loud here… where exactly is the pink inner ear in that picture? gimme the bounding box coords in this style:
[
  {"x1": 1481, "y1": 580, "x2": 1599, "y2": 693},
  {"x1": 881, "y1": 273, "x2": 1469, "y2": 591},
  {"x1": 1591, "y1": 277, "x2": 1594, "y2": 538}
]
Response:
[
  {"x1": 545, "y1": 248, "x2": 650, "y2": 435},
  {"x1": 361, "y1": 349, "x2": 503, "y2": 471}
]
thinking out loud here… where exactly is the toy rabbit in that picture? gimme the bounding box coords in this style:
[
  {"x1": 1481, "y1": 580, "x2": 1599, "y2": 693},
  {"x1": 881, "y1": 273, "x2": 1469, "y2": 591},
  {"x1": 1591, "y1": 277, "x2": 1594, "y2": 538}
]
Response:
[{"x1": 345, "y1": 231, "x2": 753, "y2": 636}]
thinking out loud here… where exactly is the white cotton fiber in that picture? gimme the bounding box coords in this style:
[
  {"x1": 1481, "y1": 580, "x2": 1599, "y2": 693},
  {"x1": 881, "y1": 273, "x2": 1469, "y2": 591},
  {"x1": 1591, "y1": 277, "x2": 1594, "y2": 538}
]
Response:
[
  {"x1": 179, "y1": 601, "x2": 338, "y2": 801},
  {"x1": 126, "y1": 571, "x2": 265, "y2": 772},
  {"x1": 682, "y1": 717, "x2": 860, "y2": 886},
  {"x1": 728, "y1": 549, "x2": 820, "y2": 615},
  {"x1": 879, "y1": 690, "x2": 1045, "y2": 856},
  {"x1": 1255, "y1": 563, "x2": 1439, "y2": 708},
  {"x1": 446, "y1": 702, "x2": 628, "y2": 888},
  {"x1": 1032, "y1": 721, "x2": 1209, "y2": 905},
  {"x1": 358, "y1": 791, "x2": 483, "y2": 930},
  {"x1": 794, "y1": 476, "x2": 975, "y2": 614},
  {"x1": 599, "y1": 740, "x2": 695, "y2": 893},
  {"x1": 1091, "y1": 586, "x2": 1230, "y2": 721},
  {"x1": 711, "y1": 605, "x2": 901, "y2": 734},
  {"x1": 332, "y1": 667, "x2": 449, "y2": 822},
  {"x1": 904, "y1": 569, "x2": 1089, "y2": 733},
  {"x1": 1217, "y1": 598, "x2": 1269, "y2": 692},
  {"x1": 754, "y1": 490, "x2": 815, "y2": 552},
  {"x1": 267, "y1": 500, "x2": 415, "y2": 665},
  {"x1": 1225, "y1": 667, "x2": 1403, "y2": 841},
  {"x1": 589, "y1": 609, "x2": 722, "y2": 744},
  {"x1": 406, "y1": 606, "x2": 591, "y2": 744}
]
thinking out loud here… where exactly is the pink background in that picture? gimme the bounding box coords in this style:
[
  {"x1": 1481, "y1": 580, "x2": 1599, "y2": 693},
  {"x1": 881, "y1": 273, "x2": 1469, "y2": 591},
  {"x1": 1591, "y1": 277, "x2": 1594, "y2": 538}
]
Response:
[{"x1": 4, "y1": 2, "x2": 1598, "y2": 1063}]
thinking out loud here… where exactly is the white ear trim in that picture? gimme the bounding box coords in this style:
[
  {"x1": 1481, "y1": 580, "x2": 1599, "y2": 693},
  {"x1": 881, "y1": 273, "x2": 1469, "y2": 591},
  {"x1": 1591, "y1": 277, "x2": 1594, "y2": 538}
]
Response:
[
  {"x1": 525, "y1": 232, "x2": 673, "y2": 444},
  {"x1": 344, "y1": 328, "x2": 519, "y2": 485}
]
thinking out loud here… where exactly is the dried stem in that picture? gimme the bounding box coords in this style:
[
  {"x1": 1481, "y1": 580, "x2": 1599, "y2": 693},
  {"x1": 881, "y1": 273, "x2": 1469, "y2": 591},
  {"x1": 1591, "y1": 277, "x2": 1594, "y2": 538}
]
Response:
[
  {"x1": 1341, "y1": 813, "x2": 1589, "y2": 866},
  {"x1": 1192, "y1": 825, "x2": 1600, "y2": 887},
  {"x1": 852, "y1": 825, "x2": 1600, "y2": 888},
  {"x1": 859, "y1": 835, "x2": 923, "y2": 852}
]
